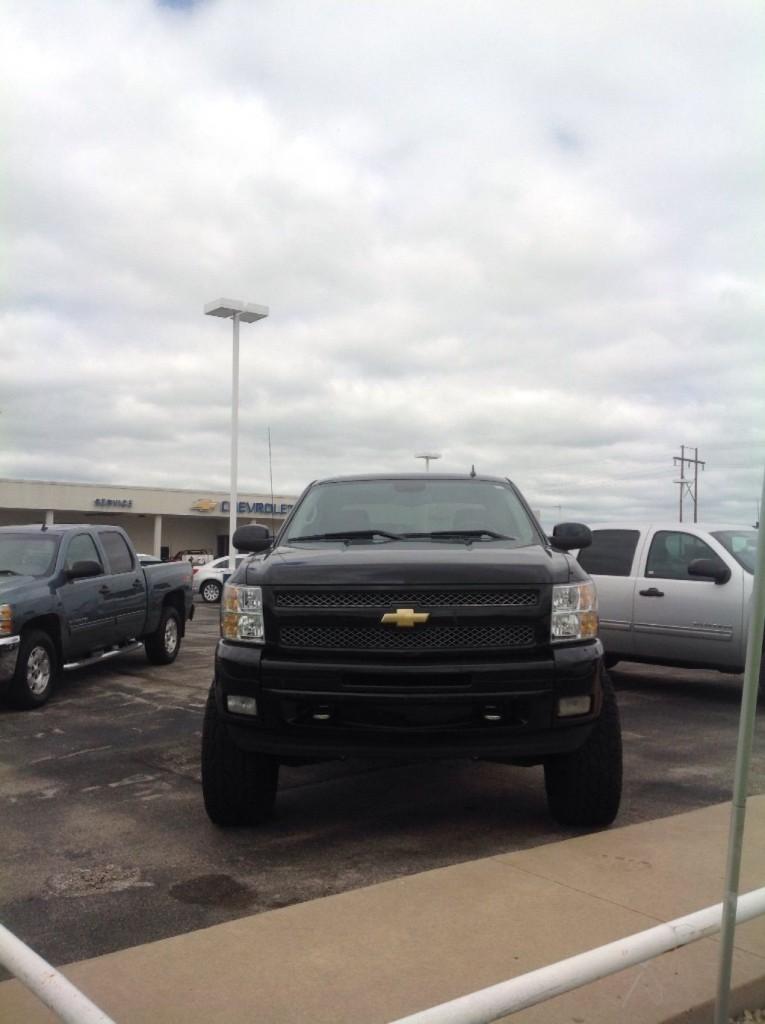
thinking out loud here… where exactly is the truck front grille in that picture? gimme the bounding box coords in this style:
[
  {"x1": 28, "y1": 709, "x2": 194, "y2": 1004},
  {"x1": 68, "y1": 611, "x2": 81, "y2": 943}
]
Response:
[
  {"x1": 279, "y1": 624, "x2": 535, "y2": 652},
  {"x1": 274, "y1": 589, "x2": 538, "y2": 609}
]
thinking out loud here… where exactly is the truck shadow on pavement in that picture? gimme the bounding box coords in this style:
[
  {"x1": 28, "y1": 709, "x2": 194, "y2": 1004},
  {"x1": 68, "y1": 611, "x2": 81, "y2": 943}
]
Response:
[{"x1": 610, "y1": 662, "x2": 748, "y2": 708}]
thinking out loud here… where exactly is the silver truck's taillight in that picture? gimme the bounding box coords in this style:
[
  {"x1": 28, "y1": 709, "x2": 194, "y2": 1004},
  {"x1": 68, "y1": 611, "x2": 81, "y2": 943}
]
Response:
[{"x1": 221, "y1": 584, "x2": 265, "y2": 644}]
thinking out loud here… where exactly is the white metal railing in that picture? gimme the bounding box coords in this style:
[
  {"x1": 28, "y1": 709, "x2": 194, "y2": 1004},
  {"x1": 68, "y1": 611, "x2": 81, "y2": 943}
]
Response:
[
  {"x1": 0, "y1": 923, "x2": 115, "y2": 1024},
  {"x1": 388, "y1": 886, "x2": 765, "y2": 1024}
]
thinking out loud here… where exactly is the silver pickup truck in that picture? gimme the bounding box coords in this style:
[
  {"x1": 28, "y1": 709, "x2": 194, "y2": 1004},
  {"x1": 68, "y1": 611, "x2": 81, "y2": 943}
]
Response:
[{"x1": 576, "y1": 523, "x2": 758, "y2": 674}]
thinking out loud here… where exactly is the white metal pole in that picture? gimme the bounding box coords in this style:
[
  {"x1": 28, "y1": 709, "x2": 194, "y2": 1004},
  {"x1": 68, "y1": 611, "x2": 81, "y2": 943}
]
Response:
[
  {"x1": 388, "y1": 888, "x2": 765, "y2": 1024},
  {"x1": 153, "y1": 514, "x2": 162, "y2": 559},
  {"x1": 0, "y1": 922, "x2": 115, "y2": 1024},
  {"x1": 714, "y1": 468, "x2": 765, "y2": 1024},
  {"x1": 229, "y1": 312, "x2": 240, "y2": 573}
]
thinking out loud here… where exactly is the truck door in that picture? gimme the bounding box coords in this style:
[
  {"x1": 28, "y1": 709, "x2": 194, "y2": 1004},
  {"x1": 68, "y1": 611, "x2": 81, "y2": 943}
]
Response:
[
  {"x1": 632, "y1": 529, "x2": 743, "y2": 669},
  {"x1": 576, "y1": 529, "x2": 642, "y2": 658},
  {"x1": 96, "y1": 530, "x2": 147, "y2": 642},
  {"x1": 57, "y1": 532, "x2": 113, "y2": 656}
]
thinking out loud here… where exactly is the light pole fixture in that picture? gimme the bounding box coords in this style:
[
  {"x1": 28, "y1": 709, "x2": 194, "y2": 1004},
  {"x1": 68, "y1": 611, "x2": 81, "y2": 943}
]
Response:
[
  {"x1": 415, "y1": 452, "x2": 441, "y2": 472},
  {"x1": 204, "y1": 298, "x2": 269, "y2": 571}
]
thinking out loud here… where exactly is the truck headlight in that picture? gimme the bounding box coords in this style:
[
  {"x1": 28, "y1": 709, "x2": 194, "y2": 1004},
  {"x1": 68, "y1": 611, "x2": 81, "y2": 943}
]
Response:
[
  {"x1": 0, "y1": 605, "x2": 12, "y2": 637},
  {"x1": 551, "y1": 581, "x2": 598, "y2": 642},
  {"x1": 221, "y1": 585, "x2": 265, "y2": 644}
]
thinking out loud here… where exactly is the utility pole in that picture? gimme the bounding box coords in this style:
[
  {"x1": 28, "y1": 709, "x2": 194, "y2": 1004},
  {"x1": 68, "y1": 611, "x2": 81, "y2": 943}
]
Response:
[{"x1": 673, "y1": 446, "x2": 705, "y2": 522}]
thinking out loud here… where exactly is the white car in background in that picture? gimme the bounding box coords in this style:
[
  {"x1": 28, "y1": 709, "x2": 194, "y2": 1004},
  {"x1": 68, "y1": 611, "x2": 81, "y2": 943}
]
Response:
[{"x1": 193, "y1": 555, "x2": 246, "y2": 603}]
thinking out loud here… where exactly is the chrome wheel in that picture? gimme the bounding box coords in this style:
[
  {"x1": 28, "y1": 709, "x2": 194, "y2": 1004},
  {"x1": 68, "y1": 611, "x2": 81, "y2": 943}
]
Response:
[
  {"x1": 27, "y1": 645, "x2": 52, "y2": 696},
  {"x1": 164, "y1": 616, "x2": 179, "y2": 656}
]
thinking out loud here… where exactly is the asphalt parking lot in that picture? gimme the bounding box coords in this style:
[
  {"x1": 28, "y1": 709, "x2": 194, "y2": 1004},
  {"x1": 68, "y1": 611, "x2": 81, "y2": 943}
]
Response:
[{"x1": 1, "y1": 601, "x2": 763, "y2": 973}]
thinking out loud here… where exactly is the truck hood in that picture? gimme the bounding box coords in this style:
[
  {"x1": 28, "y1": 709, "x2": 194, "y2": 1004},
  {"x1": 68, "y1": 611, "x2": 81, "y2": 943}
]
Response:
[
  {"x1": 245, "y1": 541, "x2": 581, "y2": 587},
  {"x1": 0, "y1": 576, "x2": 39, "y2": 600}
]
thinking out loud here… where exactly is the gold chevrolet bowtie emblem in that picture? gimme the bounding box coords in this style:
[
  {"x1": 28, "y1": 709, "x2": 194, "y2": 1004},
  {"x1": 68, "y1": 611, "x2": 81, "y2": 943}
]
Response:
[
  {"x1": 191, "y1": 498, "x2": 218, "y2": 513},
  {"x1": 380, "y1": 608, "x2": 430, "y2": 628}
]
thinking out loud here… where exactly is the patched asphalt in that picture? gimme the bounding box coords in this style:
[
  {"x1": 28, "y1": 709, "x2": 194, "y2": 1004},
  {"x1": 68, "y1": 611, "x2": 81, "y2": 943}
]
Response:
[{"x1": 1, "y1": 602, "x2": 762, "y2": 972}]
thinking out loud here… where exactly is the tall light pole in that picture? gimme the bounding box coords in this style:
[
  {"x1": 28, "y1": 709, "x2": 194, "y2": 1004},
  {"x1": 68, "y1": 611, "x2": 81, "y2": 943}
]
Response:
[
  {"x1": 415, "y1": 452, "x2": 441, "y2": 472},
  {"x1": 204, "y1": 299, "x2": 269, "y2": 571}
]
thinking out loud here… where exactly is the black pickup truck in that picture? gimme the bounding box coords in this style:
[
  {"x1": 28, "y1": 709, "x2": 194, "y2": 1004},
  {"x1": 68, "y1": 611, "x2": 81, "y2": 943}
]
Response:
[
  {"x1": 202, "y1": 474, "x2": 622, "y2": 828},
  {"x1": 0, "y1": 524, "x2": 194, "y2": 709}
]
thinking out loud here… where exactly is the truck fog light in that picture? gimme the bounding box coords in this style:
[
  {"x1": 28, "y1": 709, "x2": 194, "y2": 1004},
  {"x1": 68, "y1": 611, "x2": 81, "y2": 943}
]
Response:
[
  {"x1": 557, "y1": 695, "x2": 592, "y2": 718},
  {"x1": 226, "y1": 695, "x2": 258, "y2": 717}
]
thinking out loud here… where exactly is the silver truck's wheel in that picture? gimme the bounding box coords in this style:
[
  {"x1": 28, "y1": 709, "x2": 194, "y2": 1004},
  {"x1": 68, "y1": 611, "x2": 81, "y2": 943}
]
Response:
[{"x1": 201, "y1": 580, "x2": 222, "y2": 603}]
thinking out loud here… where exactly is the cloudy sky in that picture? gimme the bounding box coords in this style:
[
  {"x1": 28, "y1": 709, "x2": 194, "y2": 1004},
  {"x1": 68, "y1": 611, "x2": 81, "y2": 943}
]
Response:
[{"x1": 1, "y1": 0, "x2": 763, "y2": 526}]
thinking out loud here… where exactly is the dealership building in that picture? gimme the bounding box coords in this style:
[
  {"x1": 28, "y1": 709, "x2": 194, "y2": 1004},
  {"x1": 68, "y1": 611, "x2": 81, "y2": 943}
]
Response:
[{"x1": 0, "y1": 478, "x2": 299, "y2": 560}]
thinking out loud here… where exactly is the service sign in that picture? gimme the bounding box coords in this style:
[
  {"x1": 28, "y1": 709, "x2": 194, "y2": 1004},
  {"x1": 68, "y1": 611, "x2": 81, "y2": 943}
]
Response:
[{"x1": 94, "y1": 498, "x2": 133, "y2": 508}]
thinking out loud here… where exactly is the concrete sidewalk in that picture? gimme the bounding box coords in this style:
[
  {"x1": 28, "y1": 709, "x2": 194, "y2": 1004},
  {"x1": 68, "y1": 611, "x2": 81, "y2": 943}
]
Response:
[{"x1": 3, "y1": 798, "x2": 765, "y2": 1024}]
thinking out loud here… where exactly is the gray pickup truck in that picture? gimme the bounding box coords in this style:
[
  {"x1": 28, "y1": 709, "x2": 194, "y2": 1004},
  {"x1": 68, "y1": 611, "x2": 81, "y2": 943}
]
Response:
[
  {"x1": 0, "y1": 524, "x2": 194, "y2": 709},
  {"x1": 576, "y1": 522, "x2": 758, "y2": 675}
]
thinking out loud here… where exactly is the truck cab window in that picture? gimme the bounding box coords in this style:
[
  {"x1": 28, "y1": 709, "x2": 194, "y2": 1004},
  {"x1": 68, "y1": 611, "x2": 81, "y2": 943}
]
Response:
[
  {"x1": 646, "y1": 531, "x2": 725, "y2": 580},
  {"x1": 65, "y1": 534, "x2": 103, "y2": 572},
  {"x1": 98, "y1": 531, "x2": 134, "y2": 574},
  {"x1": 577, "y1": 530, "x2": 639, "y2": 576}
]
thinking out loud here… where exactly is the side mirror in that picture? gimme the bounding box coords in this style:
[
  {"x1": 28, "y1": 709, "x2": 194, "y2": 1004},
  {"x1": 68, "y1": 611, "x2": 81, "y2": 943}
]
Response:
[
  {"x1": 687, "y1": 557, "x2": 731, "y2": 584},
  {"x1": 549, "y1": 522, "x2": 592, "y2": 551},
  {"x1": 233, "y1": 524, "x2": 273, "y2": 553},
  {"x1": 66, "y1": 560, "x2": 103, "y2": 580}
]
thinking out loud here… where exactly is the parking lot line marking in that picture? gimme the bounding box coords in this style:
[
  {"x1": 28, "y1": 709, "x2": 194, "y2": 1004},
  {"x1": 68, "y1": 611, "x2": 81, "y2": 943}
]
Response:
[{"x1": 28, "y1": 744, "x2": 113, "y2": 765}]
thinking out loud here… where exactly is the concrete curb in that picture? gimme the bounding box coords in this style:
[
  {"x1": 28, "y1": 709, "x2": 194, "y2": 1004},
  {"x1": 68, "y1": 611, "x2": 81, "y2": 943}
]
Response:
[{"x1": 2, "y1": 797, "x2": 765, "y2": 1023}]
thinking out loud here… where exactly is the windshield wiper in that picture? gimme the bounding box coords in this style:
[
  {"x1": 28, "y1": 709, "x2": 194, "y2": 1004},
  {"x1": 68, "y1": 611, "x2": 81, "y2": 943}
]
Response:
[
  {"x1": 288, "y1": 530, "x2": 404, "y2": 543},
  {"x1": 0, "y1": 569, "x2": 21, "y2": 576},
  {"x1": 402, "y1": 530, "x2": 515, "y2": 541}
]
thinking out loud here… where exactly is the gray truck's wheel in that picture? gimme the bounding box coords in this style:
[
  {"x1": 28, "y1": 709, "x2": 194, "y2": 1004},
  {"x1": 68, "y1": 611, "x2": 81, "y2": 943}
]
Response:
[
  {"x1": 200, "y1": 580, "x2": 222, "y2": 603},
  {"x1": 7, "y1": 629, "x2": 58, "y2": 709},
  {"x1": 201, "y1": 686, "x2": 279, "y2": 826},
  {"x1": 144, "y1": 606, "x2": 182, "y2": 665},
  {"x1": 544, "y1": 674, "x2": 622, "y2": 828}
]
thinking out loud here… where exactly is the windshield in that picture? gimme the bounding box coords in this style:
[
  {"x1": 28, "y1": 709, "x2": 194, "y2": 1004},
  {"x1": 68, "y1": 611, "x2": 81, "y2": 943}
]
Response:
[
  {"x1": 0, "y1": 533, "x2": 60, "y2": 578},
  {"x1": 712, "y1": 529, "x2": 758, "y2": 574},
  {"x1": 284, "y1": 479, "x2": 540, "y2": 546}
]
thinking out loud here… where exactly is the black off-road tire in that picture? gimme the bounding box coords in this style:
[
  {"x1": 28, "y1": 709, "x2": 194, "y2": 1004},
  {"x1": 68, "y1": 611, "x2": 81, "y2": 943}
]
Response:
[
  {"x1": 201, "y1": 686, "x2": 279, "y2": 826},
  {"x1": 544, "y1": 674, "x2": 622, "y2": 828},
  {"x1": 144, "y1": 605, "x2": 182, "y2": 665},
  {"x1": 6, "y1": 629, "x2": 58, "y2": 710},
  {"x1": 200, "y1": 580, "x2": 222, "y2": 603}
]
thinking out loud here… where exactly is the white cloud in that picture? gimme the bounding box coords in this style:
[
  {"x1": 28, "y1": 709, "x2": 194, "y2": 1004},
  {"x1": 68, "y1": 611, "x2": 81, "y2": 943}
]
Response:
[{"x1": 0, "y1": 0, "x2": 763, "y2": 527}]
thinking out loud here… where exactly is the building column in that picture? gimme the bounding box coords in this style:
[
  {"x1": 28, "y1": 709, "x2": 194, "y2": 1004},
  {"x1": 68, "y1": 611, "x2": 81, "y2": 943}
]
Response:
[
  {"x1": 153, "y1": 515, "x2": 162, "y2": 558},
  {"x1": 45, "y1": 510, "x2": 54, "y2": 527}
]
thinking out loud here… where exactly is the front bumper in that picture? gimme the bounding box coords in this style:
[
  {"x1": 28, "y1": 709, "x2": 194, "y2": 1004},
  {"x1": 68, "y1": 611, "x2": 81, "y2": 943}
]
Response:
[
  {"x1": 0, "y1": 635, "x2": 21, "y2": 685},
  {"x1": 214, "y1": 639, "x2": 604, "y2": 761}
]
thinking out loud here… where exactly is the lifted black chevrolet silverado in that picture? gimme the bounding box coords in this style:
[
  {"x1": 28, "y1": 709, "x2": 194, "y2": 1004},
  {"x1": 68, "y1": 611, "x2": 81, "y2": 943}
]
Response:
[{"x1": 202, "y1": 474, "x2": 622, "y2": 828}]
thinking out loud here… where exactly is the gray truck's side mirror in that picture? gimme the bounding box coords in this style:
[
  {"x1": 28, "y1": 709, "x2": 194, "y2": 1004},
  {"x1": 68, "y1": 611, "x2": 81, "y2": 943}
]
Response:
[
  {"x1": 66, "y1": 560, "x2": 103, "y2": 580},
  {"x1": 233, "y1": 524, "x2": 273, "y2": 553},
  {"x1": 550, "y1": 522, "x2": 592, "y2": 551},
  {"x1": 687, "y1": 557, "x2": 731, "y2": 584}
]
